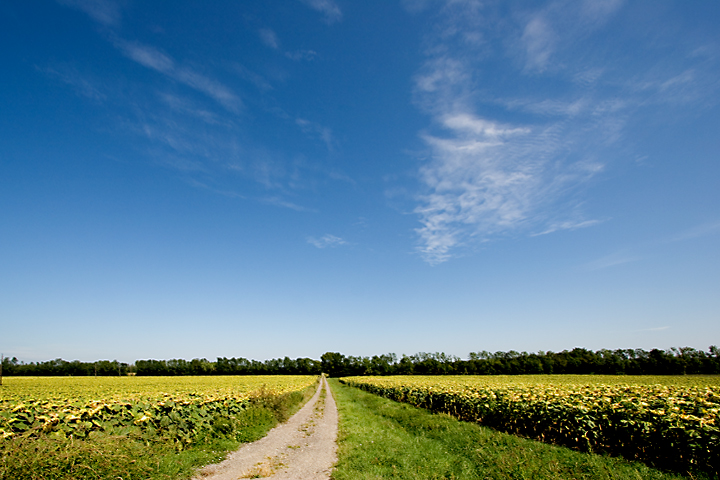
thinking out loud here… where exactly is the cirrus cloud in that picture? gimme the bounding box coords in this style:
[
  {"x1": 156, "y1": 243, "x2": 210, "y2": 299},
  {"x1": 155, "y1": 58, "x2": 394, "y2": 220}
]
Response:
[
  {"x1": 300, "y1": 0, "x2": 343, "y2": 24},
  {"x1": 307, "y1": 234, "x2": 347, "y2": 248}
]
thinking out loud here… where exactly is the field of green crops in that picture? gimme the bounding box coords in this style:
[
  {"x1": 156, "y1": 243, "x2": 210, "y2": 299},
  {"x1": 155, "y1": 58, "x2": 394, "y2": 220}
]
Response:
[
  {"x1": 340, "y1": 375, "x2": 720, "y2": 476},
  {"x1": 0, "y1": 375, "x2": 317, "y2": 447}
]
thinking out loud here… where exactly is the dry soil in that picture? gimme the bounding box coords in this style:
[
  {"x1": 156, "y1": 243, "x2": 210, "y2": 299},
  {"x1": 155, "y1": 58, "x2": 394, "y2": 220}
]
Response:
[{"x1": 192, "y1": 376, "x2": 338, "y2": 480}]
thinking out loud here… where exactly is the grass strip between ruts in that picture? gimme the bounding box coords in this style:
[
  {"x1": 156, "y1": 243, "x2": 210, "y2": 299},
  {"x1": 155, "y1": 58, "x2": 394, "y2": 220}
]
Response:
[{"x1": 329, "y1": 379, "x2": 707, "y2": 480}]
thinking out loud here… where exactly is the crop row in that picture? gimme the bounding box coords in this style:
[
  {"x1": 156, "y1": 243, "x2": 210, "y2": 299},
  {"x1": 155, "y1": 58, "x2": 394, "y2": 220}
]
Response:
[
  {"x1": 0, "y1": 375, "x2": 318, "y2": 447},
  {"x1": 340, "y1": 376, "x2": 720, "y2": 476}
]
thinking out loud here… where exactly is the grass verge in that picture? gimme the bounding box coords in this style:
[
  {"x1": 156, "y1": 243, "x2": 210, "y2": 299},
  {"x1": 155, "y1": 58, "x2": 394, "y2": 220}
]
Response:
[
  {"x1": 0, "y1": 381, "x2": 318, "y2": 480},
  {"x1": 330, "y1": 379, "x2": 708, "y2": 480}
]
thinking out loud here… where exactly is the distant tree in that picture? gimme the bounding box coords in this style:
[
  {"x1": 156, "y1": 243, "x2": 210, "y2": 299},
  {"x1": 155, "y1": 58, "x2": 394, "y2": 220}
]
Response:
[
  {"x1": 321, "y1": 352, "x2": 347, "y2": 377},
  {"x1": 4, "y1": 346, "x2": 719, "y2": 377}
]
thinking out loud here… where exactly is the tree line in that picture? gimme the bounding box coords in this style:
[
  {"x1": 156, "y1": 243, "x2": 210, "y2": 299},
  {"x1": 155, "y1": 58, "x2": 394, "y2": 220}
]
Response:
[
  {"x1": 1, "y1": 346, "x2": 719, "y2": 377},
  {"x1": 319, "y1": 347, "x2": 720, "y2": 377}
]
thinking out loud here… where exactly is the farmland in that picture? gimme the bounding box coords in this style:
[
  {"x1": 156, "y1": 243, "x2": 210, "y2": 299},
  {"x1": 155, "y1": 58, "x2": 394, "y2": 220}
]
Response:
[
  {"x1": 340, "y1": 375, "x2": 720, "y2": 476},
  {"x1": 0, "y1": 375, "x2": 318, "y2": 403},
  {"x1": 2, "y1": 373, "x2": 720, "y2": 479},
  {"x1": 0, "y1": 375, "x2": 317, "y2": 442},
  {"x1": 0, "y1": 375, "x2": 318, "y2": 480}
]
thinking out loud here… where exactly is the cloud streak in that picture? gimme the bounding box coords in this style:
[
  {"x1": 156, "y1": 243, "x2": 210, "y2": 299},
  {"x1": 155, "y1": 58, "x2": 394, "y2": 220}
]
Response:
[
  {"x1": 517, "y1": 0, "x2": 625, "y2": 73},
  {"x1": 259, "y1": 28, "x2": 280, "y2": 50},
  {"x1": 307, "y1": 234, "x2": 347, "y2": 248},
  {"x1": 113, "y1": 39, "x2": 242, "y2": 112},
  {"x1": 414, "y1": 113, "x2": 601, "y2": 264},
  {"x1": 49, "y1": 0, "x2": 350, "y2": 216},
  {"x1": 285, "y1": 50, "x2": 318, "y2": 62},
  {"x1": 131, "y1": 105, "x2": 323, "y2": 211},
  {"x1": 521, "y1": 15, "x2": 556, "y2": 73},
  {"x1": 300, "y1": 0, "x2": 343, "y2": 24},
  {"x1": 409, "y1": 0, "x2": 713, "y2": 265},
  {"x1": 634, "y1": 326, "x2": 670, "y2": 332},
  {"x1": 57, "y1": 0, "x2": 122, "y2": 26},
  {"x1": 57, "y1": 0, "x2": 242, "y2": 112},
  {"x1": 584, "y1": 252, "x2": 641, "y2": 271},
  {"x1": 664, "y1": 221, "x2": 720, "y2": 244},
  {"x1": 40, "y1": 65, "x2": 107, "y2": 102},
  {"x1": 296, "y1": 118, "x2": 334, "y2": 151}
]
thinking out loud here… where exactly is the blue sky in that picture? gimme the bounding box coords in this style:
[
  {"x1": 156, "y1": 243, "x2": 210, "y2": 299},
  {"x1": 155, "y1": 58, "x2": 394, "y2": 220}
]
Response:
[{"x1": 1, "y1": 0, "x2": 719, "y2": 363}]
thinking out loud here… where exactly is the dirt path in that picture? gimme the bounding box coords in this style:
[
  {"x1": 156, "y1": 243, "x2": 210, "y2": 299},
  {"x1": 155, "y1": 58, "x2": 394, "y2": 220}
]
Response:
[{"x1": 192, "y1": 377, "x2": 338, "y2": 480}]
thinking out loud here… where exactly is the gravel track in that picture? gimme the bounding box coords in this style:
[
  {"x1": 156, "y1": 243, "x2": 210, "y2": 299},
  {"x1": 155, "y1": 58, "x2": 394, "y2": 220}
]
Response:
[{"x1": 192, "y1": 377, "x2": 338, "y2": 480}]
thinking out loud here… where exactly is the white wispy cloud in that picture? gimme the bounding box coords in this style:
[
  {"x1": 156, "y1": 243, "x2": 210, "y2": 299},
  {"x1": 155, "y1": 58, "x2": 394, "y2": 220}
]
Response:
[
  {"x1": 414, "y1": 56, "x2": 470, "y2": 104},
  {"x1": 532, "y1": 219, "x2": 602, "y2": 236},
  {"x1": 520, "y1": 15, "x2": 556, "y2": 73},
  {"x1": 52, "y1": 0, "x2": 345, "y2": 213},
  {"x1": 412, "y1": 28, "x2": 611, "y2": 264},
  {"x1": 573, "y1": 68, "x2": 605, "y2": 86},
  {"x1": 185, "y1": 179, "x2": 246, "y2": 199},
  {"x1": 409, "y1": 0, "x2": 715, "y2": 265},
  {"x1": 57, "y1": 0, "x2": 122, "y2": 26},
  {"x1": 285, "y1": 50, "x2": 318, "y2": 62},
  {"x1": 259, "y1": 28, "x2": 280, "y2": 50},
  {"x1": 250, "y1": 154, "x2": 288, "y2": 190},
  {"x1": 664, "y1": 221, "x2": 720, "y2": 244},
  {"x1": 58, "y1": 0, "x2": 245, "y2": 115},
  {"x1": 414, "y1": 114, "x2": 601, "y2": 264},
  {"x1": 296, "y1": 118, "x2": 334, "y2": 151},
  {"x1": 231, "y1": 63, "x2": 273, "y2": 91},
  {"x1": 176, "y1": 178, "x2": 312, "y2": 212},
  {"x1": 136, "y1": 120, "x2": 209, "y2": 161},
  {"x1": 159, "y1": 93, "x2": 226, "y2": 126},
  {"x1": 515, "y1": 0, "x2": 624, "y2": 74},
  {"x1": 584, "y1": 252, "x2": 641, "y2": 271},
  {"x1": 116, "y1": 40, "x2": 174, "y2": 72},
  {"x1": 113, "y1": 39, "x2": 242, "y2": 112},
  {"x1": 261, "y1": 196, "x2": 311, "y2": 212},
  {"x1": 634, "y1": 326, "x2": 670, "y2": 332},
  {"x1": 174, "y1": 68, "x2": 241, "y2": 112},
  {"x1": 578, "y1": 221, "x2": 719, "y2": 271},
  {"x1": 307, "y1": 234, "x2": 347, "y2": 248},
  {"x1": 300, "y1": 0, "x2": 343, "y2": 24},
  {"x1": 40, "y1": 65, "x2": 107, "y2": 101},
  {"x1": 629, "y1": 67, "x2": 719, "y2": 107},
  {"x1": 578, "y1": 0, "x2": 624, "y2": 26},
  {"x1": 503, "y1": 97, "x2": 591, "y2": 117},
  {"x1": 440, "y1": 113, "x2": 530, "y2": 138},
  {"x1": 132, "y1": 106, "x2": 328, "y2": 207}
]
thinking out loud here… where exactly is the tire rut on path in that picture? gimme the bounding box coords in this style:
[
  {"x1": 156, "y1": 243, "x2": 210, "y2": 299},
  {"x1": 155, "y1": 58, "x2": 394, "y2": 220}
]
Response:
[{"x1": 192, "y1": 377, "x2": 338, "y2": 480}]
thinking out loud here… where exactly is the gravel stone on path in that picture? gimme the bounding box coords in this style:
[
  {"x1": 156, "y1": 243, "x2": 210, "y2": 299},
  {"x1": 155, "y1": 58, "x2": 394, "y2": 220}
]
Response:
[{"x1": 192, "y1": 376, "x2": 338, "y2": 480}]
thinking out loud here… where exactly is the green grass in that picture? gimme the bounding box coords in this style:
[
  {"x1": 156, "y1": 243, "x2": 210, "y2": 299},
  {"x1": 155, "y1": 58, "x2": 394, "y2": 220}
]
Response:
[
  {"x1": 330, "y1": 379, "x2": 706, "y2": 480},
  {"x1": 0, "y1": 382, "x2": 317, "y2": 480},
  {"x1": 0, "y1": 433, "x2": 243, "y2": 480}
]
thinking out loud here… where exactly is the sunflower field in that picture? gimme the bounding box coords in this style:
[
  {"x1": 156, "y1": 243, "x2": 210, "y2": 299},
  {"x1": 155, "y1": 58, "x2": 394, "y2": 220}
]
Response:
[
  {"x1": 0, "y1": 375, "x2": 317, "y2": 448},
  {"x1": 340, "y1": 375, "x2": 720, "y2": 475}
]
